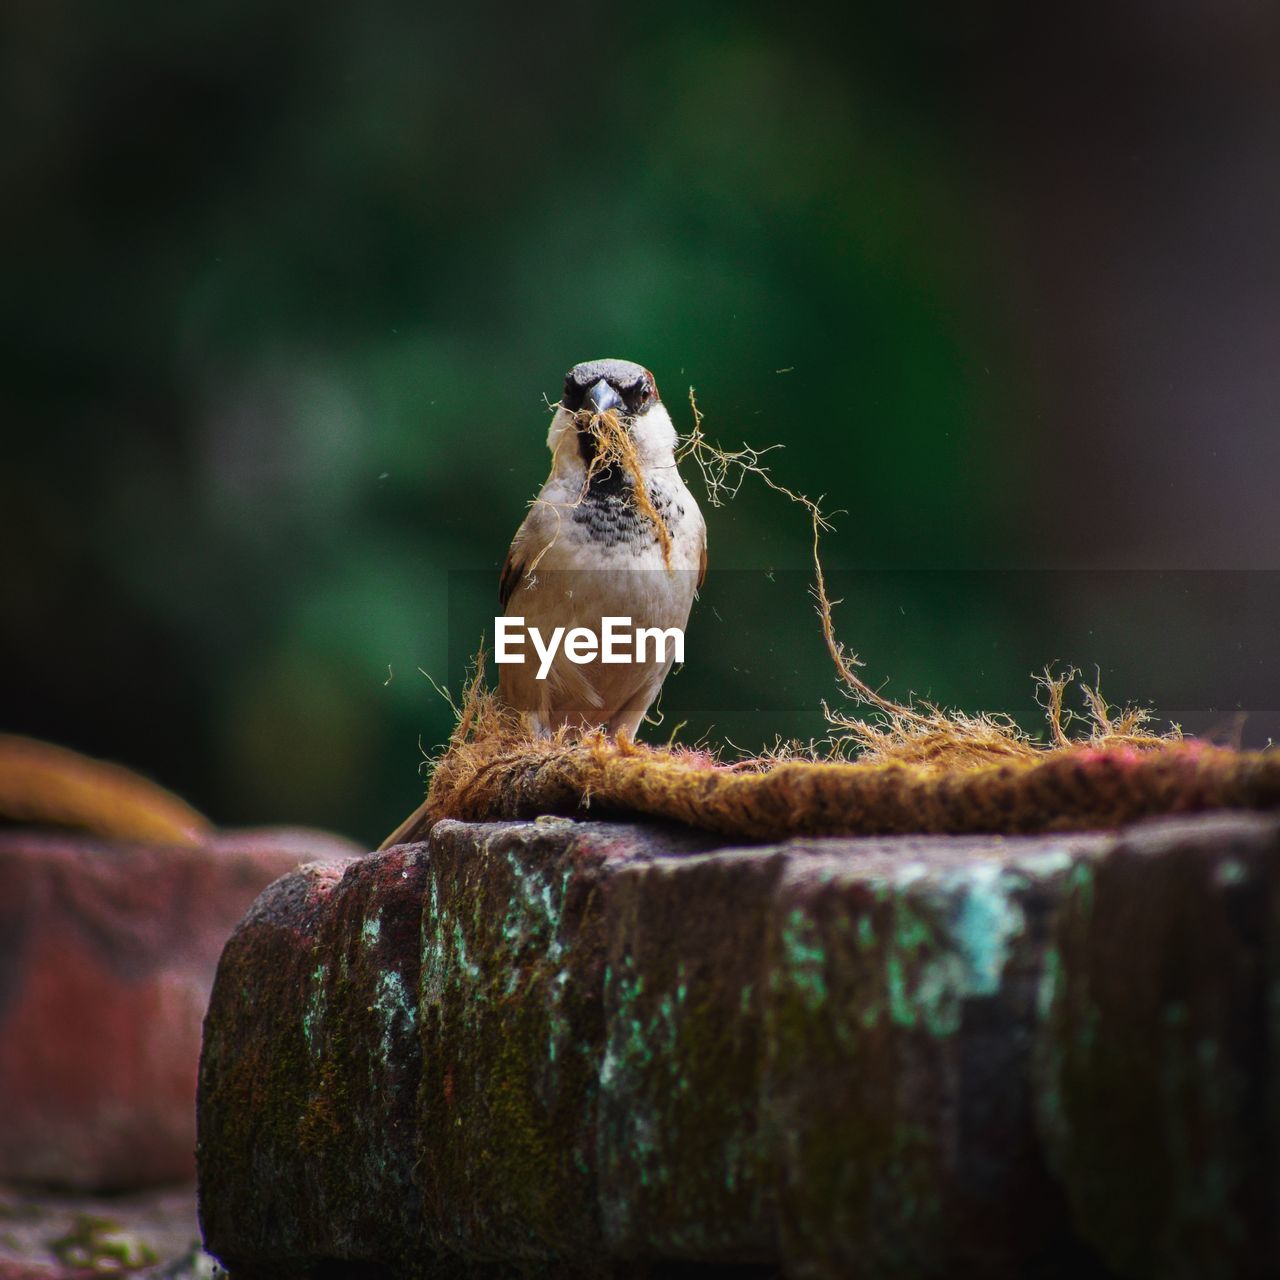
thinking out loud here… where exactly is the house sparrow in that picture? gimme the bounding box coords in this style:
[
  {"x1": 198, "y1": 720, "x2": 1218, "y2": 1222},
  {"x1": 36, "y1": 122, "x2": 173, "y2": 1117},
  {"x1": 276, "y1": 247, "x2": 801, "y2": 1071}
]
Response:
[{"x1": 497, "y1": 358, "x2": 706, "y2": 737}]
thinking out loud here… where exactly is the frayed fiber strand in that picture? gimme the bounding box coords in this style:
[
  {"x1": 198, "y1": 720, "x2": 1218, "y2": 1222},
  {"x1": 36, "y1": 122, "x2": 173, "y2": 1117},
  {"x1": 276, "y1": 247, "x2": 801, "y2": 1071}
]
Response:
[
  {"x1": 383, "y1": 397, "x2": 1278, "y2": 848},
  {"x1": 383, "y1": 680, "x2": 1280, "y2": 848}
]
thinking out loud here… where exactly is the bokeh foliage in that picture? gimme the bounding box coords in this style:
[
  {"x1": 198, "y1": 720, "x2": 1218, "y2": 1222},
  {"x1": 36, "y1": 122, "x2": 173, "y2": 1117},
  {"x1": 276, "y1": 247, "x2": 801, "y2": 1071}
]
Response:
[{"x1": 4, "y1": 3, "x2": 1276, "y2": 845}]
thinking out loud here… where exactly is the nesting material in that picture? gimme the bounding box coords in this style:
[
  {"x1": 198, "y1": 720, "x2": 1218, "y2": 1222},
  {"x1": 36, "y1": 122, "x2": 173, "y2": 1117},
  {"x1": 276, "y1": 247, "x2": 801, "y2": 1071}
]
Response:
[
  {"x1": 384, "y1": 661, "x2": 1280, "y2": 847},
  {"x1": 573, "y1": 407, "x2": 674, "y2": 568},
  {"x1": 387, "y1": 401, "x2": 1278, "y2": 848}
]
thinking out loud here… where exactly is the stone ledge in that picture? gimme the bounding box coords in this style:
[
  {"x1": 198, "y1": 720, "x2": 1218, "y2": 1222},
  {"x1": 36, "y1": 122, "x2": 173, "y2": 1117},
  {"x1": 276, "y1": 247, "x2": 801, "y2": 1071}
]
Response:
[{"x1": 196, "y1": 811, "x2": 1280, "y2": 1278}]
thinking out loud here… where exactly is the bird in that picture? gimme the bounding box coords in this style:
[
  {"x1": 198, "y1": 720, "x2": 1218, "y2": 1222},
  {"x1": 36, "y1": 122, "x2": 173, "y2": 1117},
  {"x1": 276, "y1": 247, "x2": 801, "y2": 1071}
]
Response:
[{"x1": 496, "y1": 357, "x2": 706, "y2": 738}]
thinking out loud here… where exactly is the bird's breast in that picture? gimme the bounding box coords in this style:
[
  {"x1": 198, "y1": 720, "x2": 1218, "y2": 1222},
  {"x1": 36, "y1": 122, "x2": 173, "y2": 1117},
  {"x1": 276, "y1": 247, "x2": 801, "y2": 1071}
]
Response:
[
  {"x1": 568, "y1": 484, "x2": 685, "y2": 553},
  {"x1": 526, "y1": 467, "x2": 704, "y2": 577}
]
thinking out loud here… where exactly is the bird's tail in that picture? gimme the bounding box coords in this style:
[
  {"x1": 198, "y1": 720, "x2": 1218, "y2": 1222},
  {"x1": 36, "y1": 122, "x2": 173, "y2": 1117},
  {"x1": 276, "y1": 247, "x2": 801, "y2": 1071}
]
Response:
[{"x1": 378, "y1": 795, "x2": 434, "y2": 851}]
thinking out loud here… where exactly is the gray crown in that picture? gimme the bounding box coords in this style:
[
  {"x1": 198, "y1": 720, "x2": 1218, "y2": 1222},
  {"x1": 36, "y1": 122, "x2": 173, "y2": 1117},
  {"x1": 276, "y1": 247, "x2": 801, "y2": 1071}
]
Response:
[{"x1": 566, "y1": 358, "x2": 650, "y2": 391}]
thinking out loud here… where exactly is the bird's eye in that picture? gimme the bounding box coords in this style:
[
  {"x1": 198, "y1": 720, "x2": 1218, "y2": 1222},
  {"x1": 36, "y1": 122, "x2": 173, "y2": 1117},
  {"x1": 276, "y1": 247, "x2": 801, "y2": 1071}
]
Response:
[{"x1": 624, "y1": 376, "x2": 653, "y2": 413}]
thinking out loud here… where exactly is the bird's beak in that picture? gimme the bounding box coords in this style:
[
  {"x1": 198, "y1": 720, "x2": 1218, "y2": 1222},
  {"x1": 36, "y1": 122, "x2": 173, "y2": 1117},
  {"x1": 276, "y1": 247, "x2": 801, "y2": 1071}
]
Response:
[{"x1": 586, "y1": 378, "x2": 624, "y2": 415}]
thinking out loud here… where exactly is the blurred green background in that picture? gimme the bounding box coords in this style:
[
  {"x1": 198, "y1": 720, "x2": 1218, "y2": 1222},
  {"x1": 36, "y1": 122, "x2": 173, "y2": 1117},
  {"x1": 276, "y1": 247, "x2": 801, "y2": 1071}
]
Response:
[{"x1": 4, "y1": 3, "x2": 1278, "y2": 847}]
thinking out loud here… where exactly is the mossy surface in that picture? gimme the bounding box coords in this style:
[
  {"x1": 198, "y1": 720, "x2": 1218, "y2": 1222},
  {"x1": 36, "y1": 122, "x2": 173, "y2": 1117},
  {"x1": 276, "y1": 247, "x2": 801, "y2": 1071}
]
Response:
[
  {"x1": 764, "y1": 837, "x2": 1099, "y2": 1278},
  {"x1": 597, "y1": 847, "x2": 787, "y2": 1260},
  {"x1": 1034, "y1": 812, "x2": 1280, "y2": 1280},
  {"x1": 414, "y1": 820, "x2": 626, "y2": 1259},
  {"x1": 199, "y1": 812, "x2": 1280, "y2": 1279},
  {"x1": 198, "y1": 850, "x2": 434, "y2": 1270}
]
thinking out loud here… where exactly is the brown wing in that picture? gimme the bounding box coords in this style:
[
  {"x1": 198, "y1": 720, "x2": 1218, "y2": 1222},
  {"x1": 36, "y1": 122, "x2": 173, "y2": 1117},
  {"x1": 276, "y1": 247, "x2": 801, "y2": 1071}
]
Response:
[
  {"x1": 499, "y1": 545, "x2": 525, "y2": 611},
  {"x1": 499, "y1": 514, "x2": 535, "y2": 609},
  {"x1": 500, "y1": 508, "x2": 555, "y2": 609},
  {"x1": 697, "y1": 540, "x2": 707, "y2": 592}
]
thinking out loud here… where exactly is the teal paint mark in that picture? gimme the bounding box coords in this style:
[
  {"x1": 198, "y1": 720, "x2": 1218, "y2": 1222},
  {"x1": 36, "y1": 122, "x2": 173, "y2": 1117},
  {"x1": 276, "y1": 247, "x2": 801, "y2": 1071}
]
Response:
[
  {"x1": 895, "y1": 909, "x2": 933, "y2": 954},
  {"x1": 1037, "y1": 947, "x2": 1062, "y2": 1022},
  {"x1": 505, "y1": 852, "x2": 578, "y2": 1070},
  {"x1": 452, "y1": 922, "x2": 482, "y2": 982},
  {"x1": 600, "y1": 963, "x2": 649, "y2": 1090},
  {"x1": 1014, "y1": 848, "x2": 1076, "y2": 878},
  {"x1": 372, "y1": 969, "x2": 417, "y2": 1066},
  {"x1": 886, "y1": 953, "x2": 911, "y2": 1028},
  {"x1": 780, "y1": 908, "x2": 827, "y2": 1012},
  {"x1": 949, "y1": 864, "x2": 1025, "y2": 998},
  {"x1": 1067, "y1": 860, "x2": 1095, "y2": 915},
  {"x1": 503, "y1": 850, "x2": 568, "y2": 931},
  {"x1": 499, "y1": 850, "x2": 572, "y2": 983},
  {"x1": 1033, "y1": 947, "x2": 1066, "y2": 1139},
  {"x1": 885, "y1": 864, "x2": 1025, "y2": 1037},
  {"x1": 302, "y1": 963, "x2": 329, "y2": 1054},
  {"x1": 886, "y1": 891, "x2": 940, "y2": 1031},
  {"x1": 1215, "y1": 858, "x2": 1248, "y2": 887},
  {"x1": 913, "y1": 954, "x2": 969, "y2": 1037},
  {"x1": 420, "y1": 870, "x2": 449, "y2": 1006},
  {"x1": 657, "y1": 995, "x2": 680, "y2": 1056}
]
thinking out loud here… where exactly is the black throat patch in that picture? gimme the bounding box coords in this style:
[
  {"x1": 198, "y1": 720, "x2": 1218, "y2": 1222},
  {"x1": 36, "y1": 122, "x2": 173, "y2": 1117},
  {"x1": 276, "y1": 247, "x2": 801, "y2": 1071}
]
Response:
[
  {"x1": 569, "y1": 482, "x2": 683, "y2": 552},
  {"x1": 574, "y1": 421, "x2": 631, "y2": 497}
]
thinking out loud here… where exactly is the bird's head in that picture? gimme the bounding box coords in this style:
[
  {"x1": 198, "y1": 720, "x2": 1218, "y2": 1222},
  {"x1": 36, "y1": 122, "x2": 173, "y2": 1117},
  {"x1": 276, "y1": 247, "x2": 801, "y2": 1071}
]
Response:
[{"x1": 546, "y1": 358, "x2": 677, "y2": 473}]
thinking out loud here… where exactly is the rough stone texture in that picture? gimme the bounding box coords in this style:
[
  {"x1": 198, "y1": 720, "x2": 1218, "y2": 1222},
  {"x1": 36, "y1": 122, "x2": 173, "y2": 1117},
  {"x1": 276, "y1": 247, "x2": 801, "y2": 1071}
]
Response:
[
  {"x1": 198, "y1": 811, "x2": 1280, "y2": 1278},
  {"x1": 597, "y1": 846, "x2": 787, "y2": 1263},
  {"x1": 763, "y1": 838, "x2": 1085, "y2": 1279},
  {"x1": 195, "y1": 850, "x2": 429, "y2": 1273},
  {"x1": 415, "y1": 819, "x2": 626, "y2": 1261},
  {"x1": 1035, "y1": 812, "x2": 1280, "y2": 1279},
  {"x1": 0, "y1": 828, "x2": 359, "y2": 1191}
]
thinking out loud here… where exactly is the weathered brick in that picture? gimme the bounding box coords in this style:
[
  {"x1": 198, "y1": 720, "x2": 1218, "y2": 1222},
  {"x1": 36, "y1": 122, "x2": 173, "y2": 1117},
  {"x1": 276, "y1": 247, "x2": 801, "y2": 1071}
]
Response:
[
  {"x1": 197, "y1": 812, "x2": 1280, "y2": 1278},
  {"x1": 1034, "y1": 812, "x2": 1280, "y2": 1279},
  {"x1": 0, "y1": 829, "x2": 353, "y2": 1191}
]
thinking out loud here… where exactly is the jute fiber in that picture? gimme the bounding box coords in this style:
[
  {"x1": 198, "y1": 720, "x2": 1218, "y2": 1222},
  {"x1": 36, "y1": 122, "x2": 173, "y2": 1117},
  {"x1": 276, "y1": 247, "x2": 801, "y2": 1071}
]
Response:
[{"x1": 384, "y1": 687, "x2": 1280, "y2": 847}]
